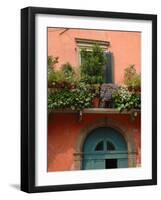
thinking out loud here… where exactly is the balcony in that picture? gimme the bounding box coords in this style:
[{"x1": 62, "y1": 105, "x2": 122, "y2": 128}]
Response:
[
  {"x1": 51, "y1": 108, "x2": 140, "y2": 114},
  {"x1": 49, "y1": 108, "x2": 140, "y2": 122}
]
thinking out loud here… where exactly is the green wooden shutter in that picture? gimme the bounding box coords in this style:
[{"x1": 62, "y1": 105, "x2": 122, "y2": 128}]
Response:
[{"x1": 104, "y1": 52, "x2": 114, "y2": 83}]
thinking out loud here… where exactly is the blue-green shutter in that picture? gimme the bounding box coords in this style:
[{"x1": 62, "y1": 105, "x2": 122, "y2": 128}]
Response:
[{"x1": 104, "y1": 52, "x2": 114, "y2": 83}]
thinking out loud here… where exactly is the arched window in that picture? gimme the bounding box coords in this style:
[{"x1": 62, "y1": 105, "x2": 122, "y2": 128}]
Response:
[
  {"x1": 94, "y1": 140, "x2": 115, "y2": 151},
  {"x1": 107, "y1": 141, "x2": 115, "y2": 150},
  {"x1": 95, "y1": 141, "x2": 104, "y2": 151}
]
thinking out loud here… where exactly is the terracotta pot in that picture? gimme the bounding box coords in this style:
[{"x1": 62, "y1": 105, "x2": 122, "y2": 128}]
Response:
[
  {"x1": 128, "y1": 86, "x2": 141, "y2": 92},
  {"x1": 92, "y1": 97, "x2": 100, "y2": 108}
]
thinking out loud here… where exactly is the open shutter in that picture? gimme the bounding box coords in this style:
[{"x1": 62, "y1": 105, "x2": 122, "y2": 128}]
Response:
[{"x1": 104, "y1": 52, "x2": 114, "y2": 83}]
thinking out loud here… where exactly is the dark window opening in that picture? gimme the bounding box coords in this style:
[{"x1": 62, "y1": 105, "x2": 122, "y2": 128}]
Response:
[
  {"x1": 95, "y1": 141, "x2": 104, "y2": 151},
  {"x1": 104, "y1": 52, "x2": 114, "y2": 83},
  {"x1": 105, "y1": 159, "x2": 117, "y2": 169},
  {"x1": 107, "y1": 141, "x2": 115, "y2": 151}
]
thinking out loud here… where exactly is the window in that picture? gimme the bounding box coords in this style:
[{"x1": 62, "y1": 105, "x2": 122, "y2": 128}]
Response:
[
  {"x1": 76, "y1": 38, "x2": 109, "y2": 65},
  {"x1": 107, "y1": 141, "x2": 115, "y2": 150},
  {"x1": 95, "y1": 140, "x2": 115, "y2": 151},
  {"x1": 95, "y1": 141, "x2": 104, "y2": 151},
  {"x1": 76, "y1": 38, "x2": 114, "y2": 83}
]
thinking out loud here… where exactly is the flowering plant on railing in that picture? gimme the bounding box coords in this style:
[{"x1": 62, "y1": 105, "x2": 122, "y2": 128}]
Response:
[
  {"x1": 48, "y1": 83, "x2": 94, "y2": 111},
  {"x1": 112, "y1": 86, "x2": 141, "y2": 112}
]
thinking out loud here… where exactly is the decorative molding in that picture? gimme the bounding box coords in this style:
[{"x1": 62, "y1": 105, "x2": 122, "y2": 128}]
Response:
[
  {"x1": 76, "y1": 38, "x2": 110, "y2": 49},
  {"x1": 50, "y1": 108, "x2": 140, "y2": 114},
  {"x1": 74, "y1": 118, "x2": 137, "y2": 169}
]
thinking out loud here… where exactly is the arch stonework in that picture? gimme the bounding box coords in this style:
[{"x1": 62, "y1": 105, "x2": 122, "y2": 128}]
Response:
[{"x1": 74, "y1": 118, "x2": 137, "y2": 170}]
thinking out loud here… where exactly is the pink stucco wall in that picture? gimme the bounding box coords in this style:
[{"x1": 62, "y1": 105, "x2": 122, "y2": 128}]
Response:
[{"x1": 48, "y1": 28, "x2": 141, "y2": 84}]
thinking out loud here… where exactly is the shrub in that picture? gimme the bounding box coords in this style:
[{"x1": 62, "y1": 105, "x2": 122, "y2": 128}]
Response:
[
  {"x1": 124, "y1": 65, "x2": 141, "y2": 91},
  {"x1": 61, "y1": 62, "x2": 80, "y2": 84},
  {"x1": 61, "y1": 62, "x2": 75, "y2": 76},
  {"x1": 48, "y1": 56, "x2": 59, "y2": 68},
  {"x1": 80, "y1": 44, "x2": 107, "y2": 84},
  {"x1": 90, "y1": 84, "x2": 101, "y2": 98},
  {"x1": 48, "y1": 83, "x2": 94, "y2": 111},
  {"x1": 48, "y1": 61, "x2": 79, "y2": 89},
  {"x1": 48, "y1": 56, "x2": 59, "y2": 86},
  {"x1": 112, "y1": 86, "x2": 141, "y2": 112}
]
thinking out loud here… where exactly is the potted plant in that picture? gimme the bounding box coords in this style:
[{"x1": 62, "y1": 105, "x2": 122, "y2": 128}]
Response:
[
  {"x1": 124, "y1": 64, "x2": 141, "y2": 92},
  {"x1": 48, "y1": 82, "x2": 94, "y2": 111},
  {"x1": 112, "y1": 86, "x2": 141, "y2": 112},
  {"x1": 91, "y1": 84, "x2": 101, "y2": 108},
  {"x1": 48, "y1": 61, "x2": 79, "y2": 90},
  {"x1": 48, "y1": 56, "x2": 59, "y2": 88}
]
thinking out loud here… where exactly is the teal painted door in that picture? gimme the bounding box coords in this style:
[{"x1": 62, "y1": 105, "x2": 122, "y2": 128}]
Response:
[{"x1": 82, "y1": 127, "x2": 128, "y2": 170}]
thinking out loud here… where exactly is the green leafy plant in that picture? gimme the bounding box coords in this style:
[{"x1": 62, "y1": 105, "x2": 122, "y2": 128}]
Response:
[
  {"x1": 124, "y1": 65, "x2": 141, "y2": 91},
  {"x1": 112, "y1": 86, "x2": 141, "y2": 112},
  {"x1": 48, "y1": 56, "x2": 59, "y2": 71},
  {"x1": 90, "y1": 84, "x2": 101, "y2": 98},
  {"x1": 48, "y1": 83, "x2": 94, "y2": 111},
  {"x1": 61, "y1": 62, "x2": 75, "y2": 76},
  {"x1": 48, "y1": 56, "x2": 59, "y2": 86},
  {"x1": 48, "y1": 60, "x2": 79, "y2": 89},
  {"x1": 61, "y1": 62, "x2": 80, "y2": 84},
  {"x1": 80, "y1": 44, "x2": 107, "y2": 84}
]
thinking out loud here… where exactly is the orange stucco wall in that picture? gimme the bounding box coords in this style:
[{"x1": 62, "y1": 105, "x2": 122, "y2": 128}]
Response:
[
  {"x1": 48, "y1": 28, "x2": 141, "y2": 84},
  {"x1": 48, "y1": 113, "x2": 141, "y2": 172},
  {"x1": 47, "y1": 28, "x2": 141, "y2": 172}
]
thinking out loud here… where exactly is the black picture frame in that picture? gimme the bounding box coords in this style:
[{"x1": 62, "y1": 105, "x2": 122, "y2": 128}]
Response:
[{"x1": 21, "y1": 6, "x2": 157, "y2": 193}]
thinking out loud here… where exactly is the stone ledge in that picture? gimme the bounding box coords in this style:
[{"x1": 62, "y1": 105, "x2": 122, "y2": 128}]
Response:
[{"x1": 49, "y1": 108, "x2": 141, "y2": 115}]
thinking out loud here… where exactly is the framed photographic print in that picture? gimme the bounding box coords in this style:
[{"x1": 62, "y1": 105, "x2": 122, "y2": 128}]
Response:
[{"x1": 21, "y1": 7, "x2": 157, "y2": 193}]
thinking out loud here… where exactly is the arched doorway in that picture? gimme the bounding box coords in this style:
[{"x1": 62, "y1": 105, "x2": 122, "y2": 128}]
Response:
[{"x1": 82, "y1": 127, "x2": 128, "y2": 170}]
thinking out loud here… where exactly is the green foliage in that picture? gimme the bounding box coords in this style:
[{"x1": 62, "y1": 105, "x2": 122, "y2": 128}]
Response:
[
  {"x1": 48, "y1": 56, "x2": 59, "y2": 70},
  {"x1": 48, "y1": 56, "x2": 59, "y2": 85},
  {"x1": 48, "y1": 70, "x2": 64, "y2": 85},
  {"x1": 90, "y1": 84, "x2": 101, "y2": 97},
  {"x1": 47, "y1": 56, "x2": 142, "y2": 112},
  {"x1": 48, "y1": 83, "x2": 94, "y2": 111},
  {"x1": 61, "y1": 62, "x2": 74, "y2": 76},
  {"x1": 48, "y1": 61, "x2": 79, "y2": 89},
  {"x1": 61, "y1": 62, "x2": 79, "y2": 83},
  {"x1": 124, "y1": 65, "x2": 141, "y2": 90},
  {"x1": 112, "y1": 86, "x2": 141, "y2": 112},
  {"x1": 80, "y1": 44, "x2": 107, "y2": 84},
  {"x1": 80, "y1": 75, "x2": 103, "y2": 84}
]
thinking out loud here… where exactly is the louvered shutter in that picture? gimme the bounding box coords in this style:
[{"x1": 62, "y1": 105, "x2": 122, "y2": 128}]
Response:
[{"x1": 104, "y1": 52, "x2": 114, "y2": 83}]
